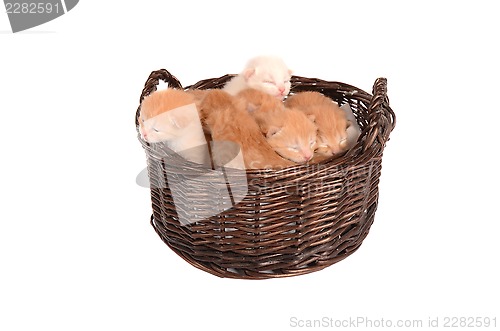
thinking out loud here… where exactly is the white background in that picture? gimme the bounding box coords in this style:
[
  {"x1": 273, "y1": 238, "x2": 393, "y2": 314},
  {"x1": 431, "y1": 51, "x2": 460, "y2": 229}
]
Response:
[{"x1": 1, "y1": 1, "x2": 499, "y2": 330}]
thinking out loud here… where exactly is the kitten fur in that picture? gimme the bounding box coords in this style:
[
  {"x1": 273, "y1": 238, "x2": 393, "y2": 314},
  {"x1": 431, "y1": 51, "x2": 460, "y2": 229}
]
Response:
[
  {"x1": 235, "y1": 88, "x2": 286, "y2": 113},
  {"x1": 223, "y1": 56, "x2": 292, "y2": 100},
  {"x1": 285, "y1": 91, "x2": 355, "y2": 157},
  {"x1": 186, "y1": 88, "x2": 209, "y2": 107},
  {"x1": 251, "y1": 106, "x2": 317, "y2": 164},
  {"x1": 199, "y1": 89, "x2": 294, "y2": 169},
  {"x1": 138, "y1": 88, "x2": 209, "y2": 164}
]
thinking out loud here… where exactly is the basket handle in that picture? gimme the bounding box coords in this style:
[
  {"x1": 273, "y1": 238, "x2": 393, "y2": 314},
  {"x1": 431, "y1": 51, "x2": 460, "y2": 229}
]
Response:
[
  {"x1": 135, "y1": 69, "x2": 183, "y2": 126},
  {"x1": 361, "y1": 78, "x2": 396, "y2": 154}
]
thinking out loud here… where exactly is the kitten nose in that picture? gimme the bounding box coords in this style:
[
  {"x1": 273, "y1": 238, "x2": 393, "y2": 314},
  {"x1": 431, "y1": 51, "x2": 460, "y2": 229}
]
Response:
[{"x1": 279, "y1": 87, "x2": 285, "y2": 94}]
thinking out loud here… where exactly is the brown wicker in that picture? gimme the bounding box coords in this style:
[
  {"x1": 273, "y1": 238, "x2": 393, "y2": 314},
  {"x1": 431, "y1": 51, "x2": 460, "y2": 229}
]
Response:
[{"x1": 135, "y1": 69, "x2": 396, "y2": 279}]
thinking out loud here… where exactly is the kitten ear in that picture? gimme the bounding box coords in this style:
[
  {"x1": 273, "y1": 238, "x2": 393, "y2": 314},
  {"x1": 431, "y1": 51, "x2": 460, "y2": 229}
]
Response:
[
  {"x1": 243, "y1": 68, "x2": 255, "y2": 81},
  {"x1": 266, "y1": 125, "x2": 282, "y2": 138}
]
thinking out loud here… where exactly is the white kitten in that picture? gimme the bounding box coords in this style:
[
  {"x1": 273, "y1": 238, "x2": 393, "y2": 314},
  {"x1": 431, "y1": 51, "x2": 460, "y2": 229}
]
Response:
[{"x1": 223, "y1": 55, "x2": 292, "y2": 100}]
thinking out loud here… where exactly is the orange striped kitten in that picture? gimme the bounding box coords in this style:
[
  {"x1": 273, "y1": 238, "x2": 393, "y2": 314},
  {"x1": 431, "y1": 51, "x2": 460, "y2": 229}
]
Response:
[
  {"x1": 138, "y1": 88, "x2": 209, "y2": 164},
  {"x1": 285, "y1": 91, "x2": 355, "y2": 157},
  {"x1": 223, "y1": 56, "x2": 292, "y2": 100},
  {"x1": 199, "y1": 89, "x2": 293, "y2": 170},
  {"x1": 252, "y1": 110, "x2": 317, "y2": 164},
  {"x1": 234, "y1": 88, "x2": 317, "y2": 163}
]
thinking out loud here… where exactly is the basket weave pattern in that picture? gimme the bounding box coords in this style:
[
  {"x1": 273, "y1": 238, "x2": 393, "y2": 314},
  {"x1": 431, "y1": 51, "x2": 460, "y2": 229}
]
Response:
[{"x1": 136, "y1": 70, "x2": 396, "y2": 279}]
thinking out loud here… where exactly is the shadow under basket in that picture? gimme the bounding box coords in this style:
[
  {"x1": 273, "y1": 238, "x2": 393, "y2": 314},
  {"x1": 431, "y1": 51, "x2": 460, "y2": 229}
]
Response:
[{"x1": 135, "y1": 69, "x2": 396, "y2": 279}]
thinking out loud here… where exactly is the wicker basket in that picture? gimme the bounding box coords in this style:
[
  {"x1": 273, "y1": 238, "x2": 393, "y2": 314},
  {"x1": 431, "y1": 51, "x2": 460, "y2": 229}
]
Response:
[{"x1": 135, "y1": 69, "x2": 396, "y2": 279}]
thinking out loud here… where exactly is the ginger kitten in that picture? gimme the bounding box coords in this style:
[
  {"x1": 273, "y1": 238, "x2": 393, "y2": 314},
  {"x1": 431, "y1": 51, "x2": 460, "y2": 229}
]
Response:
[
  {"x1": 237, "y1": 89, "x2": 317, "y2": 163},
  {"x1": 138, "y1": 88, "x2": 209, "y2": 164},
  {"x1": 285, "y1": 91, "x2": 357, "y2": 157},
  {"x1": 236, "y1": 88, "x2": 317, "y2": 163},
  {"x1": 253, "y1": 108, "x2": 317, "y2": 163}
]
